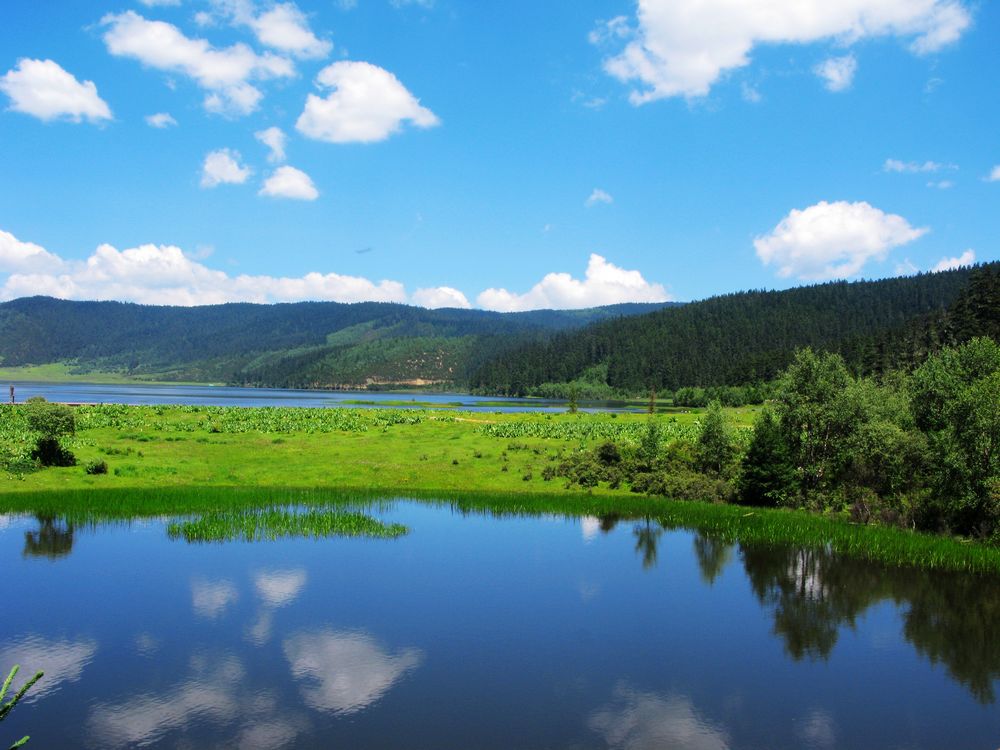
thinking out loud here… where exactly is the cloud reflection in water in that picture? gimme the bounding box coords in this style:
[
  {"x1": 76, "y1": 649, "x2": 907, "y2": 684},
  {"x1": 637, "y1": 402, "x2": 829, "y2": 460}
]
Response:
[
  {"x1": 589, "y1": 683, "x2": 730, "y2": 750},
  {"x1": 284, "y1": 629, "x2": 423, "y2": 715}
]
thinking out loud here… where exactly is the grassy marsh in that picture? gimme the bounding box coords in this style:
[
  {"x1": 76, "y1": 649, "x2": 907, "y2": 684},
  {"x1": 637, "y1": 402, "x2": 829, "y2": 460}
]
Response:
[
  {"x1": 167, "y1": 507, "x2": 407, "y2": 543},
  {"x1": 1, "y1": 403, "x2": 998, "y2": 574}
]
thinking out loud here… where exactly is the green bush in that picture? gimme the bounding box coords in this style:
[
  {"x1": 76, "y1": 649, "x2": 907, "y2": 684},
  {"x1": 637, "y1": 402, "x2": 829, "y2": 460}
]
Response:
[{"x1": 85, "y1": 460, "x2": 109, "y2": 475}]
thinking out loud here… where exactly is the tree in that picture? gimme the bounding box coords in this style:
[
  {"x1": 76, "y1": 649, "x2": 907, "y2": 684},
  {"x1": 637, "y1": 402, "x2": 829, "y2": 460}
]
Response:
[
  {"x1": 23, "y1": 397, "x2": 76, "y2": 467},
  {"x1": 696, "y1": 400, "x2": 735, "y2": 476},
  {"x1": 910, "y1": 338, "x2": 1000, "y2": 538},
  {"x1": 738, "y1": 408, "x2": 796, "y2": 507}
]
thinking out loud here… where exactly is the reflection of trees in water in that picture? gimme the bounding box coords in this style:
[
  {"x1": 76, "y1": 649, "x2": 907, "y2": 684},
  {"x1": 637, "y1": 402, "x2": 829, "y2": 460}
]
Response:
[
  {"x1": 632, "y1": 519, "x2": 664, "y2": 570},
  {"x1": 692, "y1": 534, "x2": 732, "y2": 585},
  {"x1": 739, "y1": 542, "x2": 1000, "y2": 703},
  {"x1": 23, "y1": 514, "x2": 74, "y2": 559},
  {"x1": 900, "y1": 569, "x2": 1000, "y2": 704}
]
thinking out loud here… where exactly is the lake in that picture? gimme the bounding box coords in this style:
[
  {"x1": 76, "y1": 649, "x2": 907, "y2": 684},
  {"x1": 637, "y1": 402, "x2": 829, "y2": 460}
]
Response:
[
  {"x1": 2, "y1": 381, "x2": 637, "y2": 413},
  {"x1": 1, "y1": 500, "x2": 997, "y2": 749}
]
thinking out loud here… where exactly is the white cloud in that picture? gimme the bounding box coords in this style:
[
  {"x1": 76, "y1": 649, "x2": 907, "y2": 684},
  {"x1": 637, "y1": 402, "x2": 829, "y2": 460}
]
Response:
[
  {"x1": 296, "y1": 61, "x2": 439, "y2": 143},
  {"x1": 1, "y1": 230, "x2": 669, "y2": 312},
  {"x1": 102, "y1": 11, "x2": 294, "y2": 116},
  {"x1": 741, "y1": 81, "x2": 762, "y2": 103},
  {"x1": 259, "y1": 166, "x2": 319, "y2": 200},
  {"x1": 0, "y1": 229, "x2": 65, "y2": 274},
  {"x1": 931, "y1": 249, "x2": 975, "y2": 272},
  {"x1": 987, "y1": 165, "x2": 1000, "y2": 182},
  {"x1": 284, "y1": 630, "x2": 423, "y2": 715},
  {"x1": 255, "y1": 125, "x2": 287, "y2": 162},
  {"x1": 755, "y1": 200, "x2": 928, "y2": 280},
  {"x1": 927, "y1": 179, "x2": 954, "y2": 189},
  {"x1": 145, "y1": 112, "x2": 178, "y2": 128},
  {"x1": 477, "y1": 254, "x2": 670, "y2": 312},
  {"x1": 0, "y1": 230, "x2": 413, "y2": 306},
  {"x1": 884, "y1": 158, "x2": 956, "y2": 173},
  {"x1": 192, "y1": 578, "x2": 239, "y2": 619},
  {"x1": 814, "y1": 54, "x2": 857, "y2": 92},
  {"x1": 201, "y1": 148, "x2": 251, "y2": 188},
  {"x1": 596, "y1": 0, "x2": 972, "y2": 103},
  {"x1": 0, "y1": 58, "x2": 112, "y2": 123},
  {"x1": 895, "y1": 258, "x2": 919, "y2": 275},
  {"x1": 410, "y1": 286, "x2": 471, "y2": 309},
  {"x1": 585, "y1": 188, "x2": 614, "y2": 207},
  {"x1": 251, "y1": 3, "x2": 332, "y2": 59}
]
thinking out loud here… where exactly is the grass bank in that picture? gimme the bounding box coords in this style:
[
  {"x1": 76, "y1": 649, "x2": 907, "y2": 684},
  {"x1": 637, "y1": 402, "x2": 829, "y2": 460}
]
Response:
[{"x1": 1, "y1": 404, "x2": 996, "y2": 574}]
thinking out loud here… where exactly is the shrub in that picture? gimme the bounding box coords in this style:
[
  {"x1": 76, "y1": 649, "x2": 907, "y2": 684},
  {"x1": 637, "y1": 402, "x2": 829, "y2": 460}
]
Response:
[
  {"x1": 30, "y1": 438, "x2": 76, "y2": 467},
  {"x1": 85, "y1": 460, "x2": 109, "y2": 475}
]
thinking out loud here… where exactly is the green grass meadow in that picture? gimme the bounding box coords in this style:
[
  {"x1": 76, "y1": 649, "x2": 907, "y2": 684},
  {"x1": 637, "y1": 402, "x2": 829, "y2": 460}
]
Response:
[{"x1": 2, "y1": 403, "x2": 998, "y2": 574}]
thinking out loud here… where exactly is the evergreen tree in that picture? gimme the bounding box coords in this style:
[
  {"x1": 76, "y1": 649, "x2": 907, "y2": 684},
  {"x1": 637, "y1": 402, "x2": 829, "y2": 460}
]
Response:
[{"x1": 738, "y1": 409, "x2": 796, "y2": 507}]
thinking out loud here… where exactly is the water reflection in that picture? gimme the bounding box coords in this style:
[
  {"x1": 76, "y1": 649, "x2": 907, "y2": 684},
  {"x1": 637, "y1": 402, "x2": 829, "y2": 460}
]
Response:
[
  {"x1": 589, "y1": 683, "x2": 730, "y2": 750},
  {"x1": 0, "y1": 635, "x2": 97, "y2": 700},
  {"x1": 692, "y1": 534, "x2": 733, "y2": 585},
  {"x1": 23, "y1": 515, "x2": 74, "y2": 559},
  {"x1": 284, "y1": 630, "x2": 423, "y2": 715},
  {"x1": 796, "y1": 708, "x2": 837, "y2": 749},
  {"x1": 633, "y1": 519, "x2": 664, "y2": 571},
  {"x1": 738, "y1": 541, "x2": 1000, "y2": 703},
  {"x1": 191, "y1": 577, "x2": 239, "y2": 620},
  {"x1": 85, "y1": 653, "x2": 298, "y2": 749},
  {"x1": 246, "y1": 568, "x2": 308, "y2": 646}
]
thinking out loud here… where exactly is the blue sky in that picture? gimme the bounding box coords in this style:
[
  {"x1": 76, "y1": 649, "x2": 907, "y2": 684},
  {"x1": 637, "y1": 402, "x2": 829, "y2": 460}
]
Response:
[{"x1": 0, "y1": 0, "x2": 997, "y2": 309}]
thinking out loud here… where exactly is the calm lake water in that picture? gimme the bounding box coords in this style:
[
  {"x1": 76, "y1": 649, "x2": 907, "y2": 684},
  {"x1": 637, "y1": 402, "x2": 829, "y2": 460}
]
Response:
[
  {"x1": 1, "y1": 501, "x2": 997, "y2": 749},
  {"x1": 3, "y1": 381, "x2": 626, "y2": 413}
]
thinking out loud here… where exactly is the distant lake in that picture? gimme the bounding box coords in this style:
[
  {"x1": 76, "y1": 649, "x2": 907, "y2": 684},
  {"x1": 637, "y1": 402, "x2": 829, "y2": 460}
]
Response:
[
  {"x1": 3, "y1": 381, "x2": 607, "y2": 413},
  {"x1": 1, "y1": 500, "x2": 997, "y2": 749}
]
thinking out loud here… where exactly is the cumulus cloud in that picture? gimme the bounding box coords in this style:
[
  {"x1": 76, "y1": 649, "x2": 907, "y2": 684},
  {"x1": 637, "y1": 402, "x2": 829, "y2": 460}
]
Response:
[
  {"x1": 207, "y1": 0, "x2": 332, "y2": 59},
  {"x1": 256, "y1": 125, "x2": 287, "y2": 162},
  {"x1": 296, "y1": 61, "x2": 439, "y2": 143},
  {"x1": 595, "y1": 0, "x2": 972, "y2": 103},
  {"x1": 814, "y1": 54, "x2": 857, "y2": 91},
  {"x1": 250, "y1": 3, "x2": 332, "y2": 59},
  {"x1": 0, "y1": 58, "x2": 112, "y2": 123},
  {"x1": 477, "y1": 254, "x2": 670, "y2": 312},
  {"x1": 884, "y1": 158, "x2": 956, "y2": 173},
  {"x1": 0, "y1": 229, "x2": 65, "y2": 274},
  {"x1": 931, "y1": 249, "x2": 975, "y2": 272},
  {"x1": 259, "y1": 166, "x2": 319, "y2": 200},
  {"x1": 0, "y1": 230, "x2": 670, "y2": 312},
  {"x1": 201, "y1": 148, "x2": 251, "y2": 188},
  {"x1": 585, "y1": 188, "x2": 614, "y2": 207},
  {"x1": 145, "y1": 112, "x2": 177, "y2": 128},
  {"x1": 754, "y1": 200, "x2": 928, "y2": 280},
  {"x1": 284, "y1": 630, "x2": 423, "y2": 715},
  {"x1": 0, "y1": 229, "x2": 414, "y2": 306},
  {"x1": 986, "y1": 165, "x2": 1000, "y2": 182},
  {"x1": 102, "y1": 11, "x2": 294, "y2": 116},
  {"x1": 410, "y1": 286, "x2": 472, "y2": 309}
]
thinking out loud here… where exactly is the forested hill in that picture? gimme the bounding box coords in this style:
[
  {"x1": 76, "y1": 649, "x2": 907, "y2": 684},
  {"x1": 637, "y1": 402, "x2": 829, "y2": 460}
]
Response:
[
  {"x1": 0, "y1": 297, "x2": 674, "y2": 387},
  {"x1": 470, "y1": 263, "x2": 1000, "y2": 395}
]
